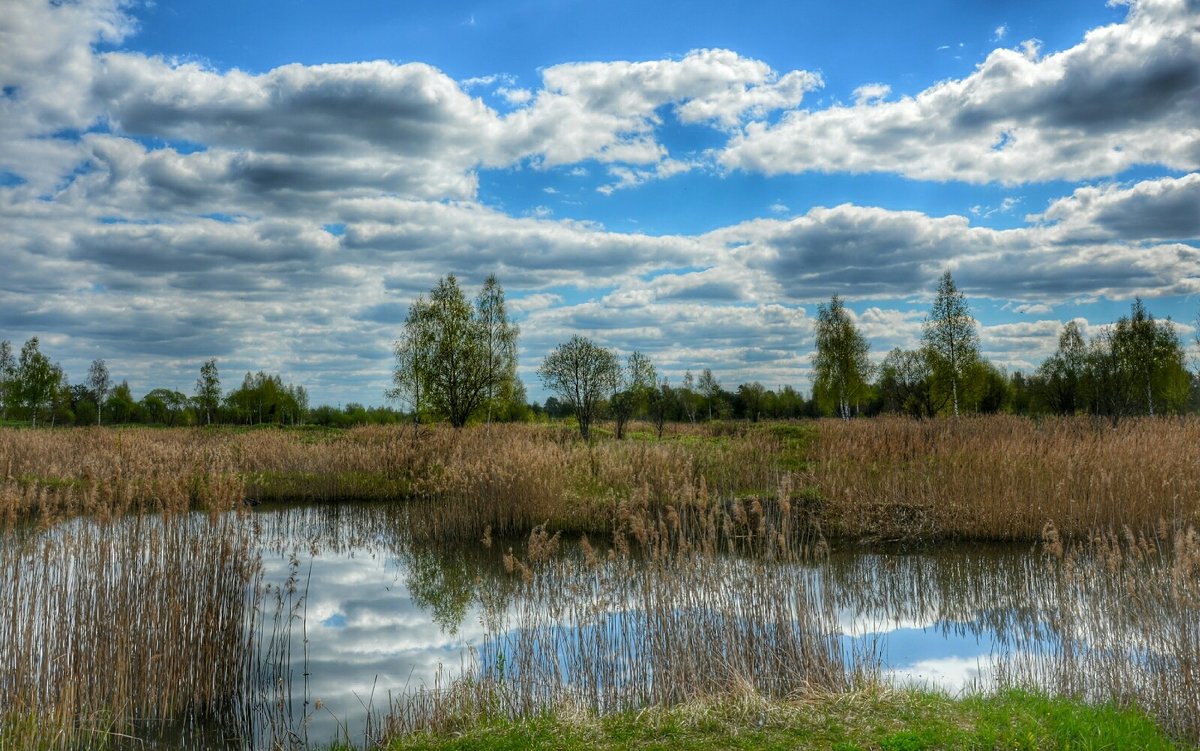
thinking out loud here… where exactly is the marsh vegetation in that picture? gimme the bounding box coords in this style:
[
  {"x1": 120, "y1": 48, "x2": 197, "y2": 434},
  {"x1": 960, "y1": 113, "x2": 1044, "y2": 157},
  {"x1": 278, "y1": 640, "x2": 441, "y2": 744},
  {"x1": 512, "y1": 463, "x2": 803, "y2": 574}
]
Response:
[{"x1": 2, "y1": 417, "x2": 1199, "y2": 748}]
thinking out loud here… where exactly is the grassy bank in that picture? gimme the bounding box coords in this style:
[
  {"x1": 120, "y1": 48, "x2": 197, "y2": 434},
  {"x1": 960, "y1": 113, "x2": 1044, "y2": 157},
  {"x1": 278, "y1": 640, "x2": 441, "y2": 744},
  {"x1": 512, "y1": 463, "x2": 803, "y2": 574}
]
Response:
[
  {"x1": 382, "y1": 689, "x2": 1191, "y2": 751},
  {"x1": 4, "y1": 416, "x2": 1199, "y2": 541}
]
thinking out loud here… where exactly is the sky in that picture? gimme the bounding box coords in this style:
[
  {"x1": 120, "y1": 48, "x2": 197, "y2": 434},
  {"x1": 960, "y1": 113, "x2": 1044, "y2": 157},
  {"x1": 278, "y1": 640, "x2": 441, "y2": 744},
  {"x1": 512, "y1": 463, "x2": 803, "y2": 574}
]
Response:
[{"x1": 1, "y1": 0, "x2": 1198, "y2": 406}]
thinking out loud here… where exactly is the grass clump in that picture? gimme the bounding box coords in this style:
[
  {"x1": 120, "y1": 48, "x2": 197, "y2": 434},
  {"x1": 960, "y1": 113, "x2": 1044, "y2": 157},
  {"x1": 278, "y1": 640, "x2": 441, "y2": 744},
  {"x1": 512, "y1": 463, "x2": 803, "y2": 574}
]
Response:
[{"x1": 381, "y1": 689, "x2": 1189, "y2": 751}]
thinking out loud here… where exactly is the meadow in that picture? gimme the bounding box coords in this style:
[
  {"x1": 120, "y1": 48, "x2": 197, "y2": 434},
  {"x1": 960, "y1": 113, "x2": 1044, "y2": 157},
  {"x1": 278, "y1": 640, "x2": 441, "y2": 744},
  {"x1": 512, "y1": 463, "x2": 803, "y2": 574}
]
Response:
[{"x1": 2, "y1": 416, "x2": 1199, "y2": 749}]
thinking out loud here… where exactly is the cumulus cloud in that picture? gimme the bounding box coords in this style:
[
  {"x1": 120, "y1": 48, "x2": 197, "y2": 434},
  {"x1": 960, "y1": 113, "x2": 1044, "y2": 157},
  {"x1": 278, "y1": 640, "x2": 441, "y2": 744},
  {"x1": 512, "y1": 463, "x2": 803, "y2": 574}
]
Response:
[
  {"x1": 721, "y1": 0, "x2": 1200, "y2": 183},
  {"x1": 495, "y1": 49, "x2": 821, "y2": 168},
  {"x1": 1032, "y1": 173, "x2": 1200, "y2": 241},
  {"x1": 710, "y1": 198, "x2": 1200, "y2": 302},
  {"x1": 0, "y1": 0, "x2": 133, "y2": 190},
  {"x1": 1, "y1": 0, "x2": 1197, "y2": 403}
]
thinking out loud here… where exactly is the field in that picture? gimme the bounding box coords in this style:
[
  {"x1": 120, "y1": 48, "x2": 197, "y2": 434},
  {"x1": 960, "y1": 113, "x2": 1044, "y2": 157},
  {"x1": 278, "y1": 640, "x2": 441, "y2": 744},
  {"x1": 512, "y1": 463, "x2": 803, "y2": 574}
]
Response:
[{"x1": 2, "y1": 416, "x2": 1199, "y2": 749}]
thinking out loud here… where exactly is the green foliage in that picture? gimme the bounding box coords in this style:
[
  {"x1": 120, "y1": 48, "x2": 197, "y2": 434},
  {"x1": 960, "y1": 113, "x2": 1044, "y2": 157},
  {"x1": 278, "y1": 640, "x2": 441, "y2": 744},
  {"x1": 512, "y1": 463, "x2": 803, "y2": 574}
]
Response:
[
  {"x1": 85, "y1": 359, "x2": 110, "y2": 426},
  {"x1": 813, "y1": 295, "x2": 872, "y2": 419},
  {"x1": 104, "y1": 380, "x2": 139, "y2": 424},
  {"x1": 877, "y1": 348, "x2": 938, "y2": 418},
  {"x1": 380, "y1": 689, "x2": 1186, "y2": 751},
  {"x1": 609, "y1": 351, "x2": 657, "y2": 439},
  {"x1": 224, "y1": 371, "x2": 308, "y2": 425},
  {"x1": 15, "y1": 337, "x2": 64, "y2": 426},
  {"x1": 194, "y1": 358, "x2": 221, "y2": 425},
  {"x1": 922, "y1": 271, "x2": 980, "y2": 416},
  {"x1": 538, "y1": 335, "x2": 620, "y2": 440},
  {"x1": 391, "y1": 274, "x2": 519, "y2": 428}
]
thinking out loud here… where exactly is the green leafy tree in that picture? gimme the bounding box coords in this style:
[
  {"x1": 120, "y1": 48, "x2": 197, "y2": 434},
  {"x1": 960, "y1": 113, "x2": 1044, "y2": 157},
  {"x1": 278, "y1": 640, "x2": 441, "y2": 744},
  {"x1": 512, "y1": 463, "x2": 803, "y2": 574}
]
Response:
[
  {"x1": 225, "y1": 371, "x2": 306, "y2": 425},
  {"x1": 812, "y1": 294, "x2": 872, "y2": 419},
  {"x1": 922, "y1": 271, "x2": 979, "y2": 416},
  {"x1": 609, "y1": 351, "x2": 656, "y2": 439},
  {"x1": 1034, "y1": 321, "x2": 1087, "y2": 414},
  {"x1": 141, "y1": 388, "x2": 191, "y2": 426},
  {"x1": 393, "y1": 274, "x2": 518, "y2": 429},
  {"x1": 17, "y1": 337, "x2": 61, "y2": 426},
  {"x1": 0, "y1": 340, "x2": 14, "y2": 420},
  {"x1": 477, "y1": 274, "x2": 520, "y2": 424},
  {"x1": 877, "y1": 348, "x2": 937, "y2": 418},
  {"x1": 538, "y1": 335, "x2": 620, "y2": 440},
  {"x1": 737, "y1": 381, "x2": 767, "y2": 422},
  {"x1": 647, "y1": 378, "x2": 673, "y2": 437},
  {"x1": 104, "y1": 381, "x2": 139, "y2": 424},
  {"x1": 1111, "y1": 299, "x2": 1188, "y2": 416},
  {"x1": 86, "y1": 359, "x2": 110, "y2": 426},
  {"x1": 963, "y1": 360, "x2": 1012, "y2": 413},
  {"x1": 194, "y1": 358, "x2": 221, "y2": 425}
]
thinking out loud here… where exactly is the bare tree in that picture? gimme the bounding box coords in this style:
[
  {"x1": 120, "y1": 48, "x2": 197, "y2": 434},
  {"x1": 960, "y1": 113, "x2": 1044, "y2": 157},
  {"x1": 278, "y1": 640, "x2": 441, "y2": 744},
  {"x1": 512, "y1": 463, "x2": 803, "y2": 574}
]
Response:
[
  {"x1": 538, "y1": 335, "x2": 620, "y2": 440},
  {"x1": 698, "y1": 368, "x2": 721, "y2": 421}
]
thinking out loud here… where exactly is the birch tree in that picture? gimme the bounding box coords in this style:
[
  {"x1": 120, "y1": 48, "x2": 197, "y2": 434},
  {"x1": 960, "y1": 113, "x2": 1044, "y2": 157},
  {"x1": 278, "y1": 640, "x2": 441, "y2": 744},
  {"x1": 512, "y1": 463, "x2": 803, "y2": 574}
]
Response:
[
  {"x1": 391, "y1": 274, "x2": 518, "y2": 428},
  {"x1": 922, "y1": 271, "x2": 979, "y2": 416},
  {"x1": 811, "y1": 295, "x2": 872, "y2": 419},
  {"x1": 86, "y1": 359, "x2": 111, "y2": 425}
]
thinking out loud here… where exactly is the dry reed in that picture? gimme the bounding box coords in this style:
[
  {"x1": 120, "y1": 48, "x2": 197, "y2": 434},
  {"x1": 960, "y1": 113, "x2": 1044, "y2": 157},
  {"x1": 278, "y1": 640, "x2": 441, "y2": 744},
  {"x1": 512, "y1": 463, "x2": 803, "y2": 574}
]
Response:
[
  {"x1": 805, "y1": 416, "x2": 1200, "y2": 540},
  {"x1": 5, "y1": 415, "x2": 1200, "y2": 542},
  {"x1": 0, "y1": 513, "x2": 261, "y2": 749},
  {"x1": 996, "y1": 521, "x2": 1200, "y2": 741}
]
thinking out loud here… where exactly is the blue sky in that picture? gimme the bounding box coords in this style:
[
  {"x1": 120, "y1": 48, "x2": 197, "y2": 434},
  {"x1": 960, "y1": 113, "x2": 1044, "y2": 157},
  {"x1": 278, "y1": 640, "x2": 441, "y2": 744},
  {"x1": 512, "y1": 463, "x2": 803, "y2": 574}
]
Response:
[{"x1": 1, "y1": 0, "x2": 1198, "y2": 405}]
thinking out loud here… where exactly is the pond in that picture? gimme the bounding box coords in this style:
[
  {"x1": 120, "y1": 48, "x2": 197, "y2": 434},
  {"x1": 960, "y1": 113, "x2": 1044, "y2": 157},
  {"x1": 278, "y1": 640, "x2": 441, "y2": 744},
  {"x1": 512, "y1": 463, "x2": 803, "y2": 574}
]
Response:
[{"x1": 4, "y1": 502, "x2": 1193, "y2": 749}]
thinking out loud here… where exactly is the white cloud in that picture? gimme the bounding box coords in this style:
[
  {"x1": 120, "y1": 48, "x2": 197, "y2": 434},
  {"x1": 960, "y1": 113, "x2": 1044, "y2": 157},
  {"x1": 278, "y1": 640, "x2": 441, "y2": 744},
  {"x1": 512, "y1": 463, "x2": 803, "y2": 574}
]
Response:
[
  {"x1": 0, "y1": 0, "x2": 1197, "y2": 404},
  {"x1": 852, "y1": 83, "x2": 890, "y2": 105},
  {"x1": 495, "y1": 49, "x2": 821, "y2": 168},
  {"x1": 597, "y1": 158, "x2": 696, "y2": 194},
  {"x1": 721, "y1": 0, "x2": 1200, "y2": 184}
]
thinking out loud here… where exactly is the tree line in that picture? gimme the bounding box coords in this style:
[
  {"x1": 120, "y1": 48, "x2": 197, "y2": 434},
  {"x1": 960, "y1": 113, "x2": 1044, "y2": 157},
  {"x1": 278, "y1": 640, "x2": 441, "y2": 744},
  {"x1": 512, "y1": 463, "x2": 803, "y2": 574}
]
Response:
[
  {"x1": 0, "y1": 342, "x2": 314, "y2": 427},
  {"x1": 532, "y1": 271, "x2": 1195, "y2": 437},
  {"x1": 2, "y1": 270, "x2": 1194, "y2": 431}
]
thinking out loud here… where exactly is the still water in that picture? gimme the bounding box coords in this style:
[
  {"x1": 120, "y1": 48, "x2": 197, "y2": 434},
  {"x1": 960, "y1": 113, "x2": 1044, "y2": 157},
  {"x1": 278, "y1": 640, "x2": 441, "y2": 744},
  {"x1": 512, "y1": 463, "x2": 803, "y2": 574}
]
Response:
[
  {"x1": 244, "y1": 503, "x2": 1055, "y2": 747},
  {"x1": 15, "y1": 502, "x2": 1174, "y2": 749}
]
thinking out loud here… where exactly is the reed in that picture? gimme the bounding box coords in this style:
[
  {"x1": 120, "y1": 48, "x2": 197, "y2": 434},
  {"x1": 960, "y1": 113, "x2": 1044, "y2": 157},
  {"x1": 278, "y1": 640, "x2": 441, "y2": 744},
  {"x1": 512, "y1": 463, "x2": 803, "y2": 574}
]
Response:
[
  {"x1": 805, "y1": 415, "x2": 1200, "y2": 540},
  {"x1": 998, "y1": 521, "x2": 1200, "y2": 741},
  {"x1": 0, "y1": 427, "x2": 245, "y2": 523},
  {"x1": 0, "y1": 513, "x2": 262, "y2": 749},
  {"x1": 4, "y1": 414, "x2": 1200, "y2": 542},
  {"x1": 381, "y1": 498, "x2": 854, "y2": 739}
]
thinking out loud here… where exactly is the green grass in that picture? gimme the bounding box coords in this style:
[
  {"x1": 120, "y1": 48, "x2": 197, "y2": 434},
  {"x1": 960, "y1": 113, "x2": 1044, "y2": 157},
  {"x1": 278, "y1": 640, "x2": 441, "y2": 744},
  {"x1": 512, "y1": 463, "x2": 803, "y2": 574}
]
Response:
[{"x1": 379, "y1": 689, "x2": 1191, "y2": 751}]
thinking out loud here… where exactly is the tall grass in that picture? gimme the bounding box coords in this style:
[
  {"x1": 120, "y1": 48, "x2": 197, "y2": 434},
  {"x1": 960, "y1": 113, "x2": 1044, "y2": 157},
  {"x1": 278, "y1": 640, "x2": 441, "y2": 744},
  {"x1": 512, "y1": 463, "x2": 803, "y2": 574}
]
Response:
[
  {"x1": 805, "y1": 416, "x2": 1200, "y2": 540},
  {"x1": 381, "y1": 493, "x2": 853, "y2": 739},
  {"x1": 6, "y1": 416, "x2": 1200, "y2": 542},
  {"x1": 0, "y1": 427, "x2": 244, "y2": 523},
  {"x1": 0, "y1": 513, "x2": 261, "y2": 748},
  {"x1": 1000, "y1": 521, "x2": 1200, "y2": 741}
]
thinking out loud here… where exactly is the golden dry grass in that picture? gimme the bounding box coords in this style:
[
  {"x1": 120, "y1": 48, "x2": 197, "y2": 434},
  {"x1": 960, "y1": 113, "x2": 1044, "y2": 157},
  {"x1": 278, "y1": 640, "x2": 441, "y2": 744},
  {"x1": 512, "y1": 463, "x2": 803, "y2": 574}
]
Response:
[
  {"x1": 806, "y1": 416, "x2": 1200, "y2": 540},
  {"x1": 0, "y1": 513, "x2": 261, "y2": 748},
  {"x1": 2, "y1": 414, "x2": 1198, "y2": 541}
]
